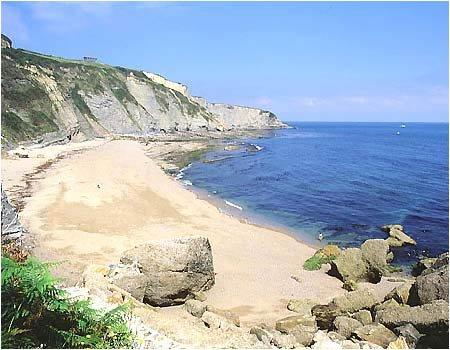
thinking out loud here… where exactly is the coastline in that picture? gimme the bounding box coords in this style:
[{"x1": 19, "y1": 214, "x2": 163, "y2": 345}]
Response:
[{"x1": 1, "y1": 136, "x2": 402, "y2": 327}]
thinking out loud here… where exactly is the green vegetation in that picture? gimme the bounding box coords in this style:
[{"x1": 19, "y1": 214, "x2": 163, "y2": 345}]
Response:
[
  {"x1": 70, "y1": 86, "x2": 98, "y2": 122},
  {"x1": 1, "y1": 110, "x2": 58, "y2": 143},
  {"x1": 1, "y1": 256, "x2": 133, "y2": 349},
  {"x1": 303, "y1": 245, "x2": 341, "y2": 271}
]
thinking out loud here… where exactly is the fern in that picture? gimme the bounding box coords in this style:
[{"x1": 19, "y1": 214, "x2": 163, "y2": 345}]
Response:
[{"x1": 1, "y1": 256, "x2": 133, "y2": 349}]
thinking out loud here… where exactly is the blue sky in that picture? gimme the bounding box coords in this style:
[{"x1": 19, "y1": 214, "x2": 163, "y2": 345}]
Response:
[{"x1": 2, "y1": 1, "x2": 448, "y2": 122}]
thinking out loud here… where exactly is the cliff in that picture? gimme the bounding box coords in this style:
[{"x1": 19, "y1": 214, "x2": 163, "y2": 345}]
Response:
[{"x1": 1, "y1": 37, "x2": 286, "y2": 146}]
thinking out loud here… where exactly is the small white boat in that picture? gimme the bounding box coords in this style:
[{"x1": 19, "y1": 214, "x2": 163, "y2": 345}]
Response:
[
  {"x1": 401, "y1": 124, "x2": 406, "y2": 128},
  {"x1": 396, "y1": 131, "x2": 400, "y2": 135}
]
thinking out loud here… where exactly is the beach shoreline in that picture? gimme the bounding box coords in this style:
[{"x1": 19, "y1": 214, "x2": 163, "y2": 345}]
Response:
[{"x1": 1, "y1": 136, "x2": 402, "y2": 327}]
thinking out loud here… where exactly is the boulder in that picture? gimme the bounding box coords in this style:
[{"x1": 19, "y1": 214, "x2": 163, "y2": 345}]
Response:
[
  {"x1": 385, "y1": 281, "x2": 414, "y2": 304},
  {"x1": 410, "y1": 262, "x2": 448, "y2": 305},
  {"x1": 352, "y1": 310, "x2": 373, "y2": 326},
  {"x1": 333, "y1": 316, "x2": 363, "y2": 338},
  {"x1": 312, "y1": 304, "x2": 342, "y2": 330},
  {"x1": 393, "y1": 324, "x2": 422, "y2": 349},
  {"x1": 374, "y1": 299, "x2": 400, "y2": 313},
  {"x1": 108, "y1": 263, "x2": 147, "y2": 302},
  {"x1": 184, "y1": 299, "x2": 206, "y2": 318},
  {"x1": 1, "y1": 190, "x2": 25, "y2": 241},
  {"x1": 376, "y1": 300, "x2": 449, "y2": 334},
  {"x1": 411, "y1": 257, "x2": 437, "y2": 276},
  {"x1": 361, "y1": 239, "x2": 391, "y2": 281},
  {"x1": 381, "y1": 224, "x2": 416, "y2": 246},
  {"x1": 120, "y1": 236, "x2": 214, "y2": 306},
  {"x1": 329, "y1": 248, "x2": 368, "y2": 283},
  {"x1": 201, "y1": 311, "x2": 237, "y2": 331},
  {"x1": 330, "y1": 289, "x2": 378, "y2": 314},
  {"x1": 286, "y1": 298, "x2": 317, "y2": 315},
  {"x1": 353, "y1": 324, "x2": 397, "y2": 348}
]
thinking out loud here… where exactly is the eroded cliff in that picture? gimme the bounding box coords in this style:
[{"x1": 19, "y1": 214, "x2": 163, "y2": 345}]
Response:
[{"x1": 1, "y1": 36, "x2": 286, "y2": 146}]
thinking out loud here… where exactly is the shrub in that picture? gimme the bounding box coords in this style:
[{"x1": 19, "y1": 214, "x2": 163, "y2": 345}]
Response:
[
  {"x1": 303, "y1": 245, "x2": 341, "y2": 271},
  {"x1": 1, "y1": 256, "x2": 133, "y2": 349}
]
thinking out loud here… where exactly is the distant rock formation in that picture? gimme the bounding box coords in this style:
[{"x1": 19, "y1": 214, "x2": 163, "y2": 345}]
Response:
[{"x1": 1, "y1": 35, "x2": 287, "y2": 146}]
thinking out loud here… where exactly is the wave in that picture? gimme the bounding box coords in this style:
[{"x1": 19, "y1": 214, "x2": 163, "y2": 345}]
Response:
[{"x1": 225, "y1": 200, "x2": 243, "y2": 211}]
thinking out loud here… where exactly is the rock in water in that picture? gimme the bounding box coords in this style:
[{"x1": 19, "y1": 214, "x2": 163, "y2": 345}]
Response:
[
  {"x1": 1, "y1": 189, "x2": 25, "y2": 241},
  {"x1": 381, "y1": 224, "x2": 417, "y2": 246},
  {"x1": 121, "y1": 236, "x2": 215, "y2": 306}
]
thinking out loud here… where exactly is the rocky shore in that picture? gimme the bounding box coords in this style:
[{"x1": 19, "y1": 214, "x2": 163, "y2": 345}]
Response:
[{"x1": 2, "y1": 138, "x2": 448, "y2": 349}]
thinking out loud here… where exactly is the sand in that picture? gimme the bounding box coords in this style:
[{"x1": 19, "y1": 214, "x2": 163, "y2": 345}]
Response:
[{"x1": 2, "y1": 139, "x2": 401, "y2": 326}]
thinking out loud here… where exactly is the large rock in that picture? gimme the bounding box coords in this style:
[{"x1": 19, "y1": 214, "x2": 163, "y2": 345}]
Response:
[
  {"x1": 381, "y1": 224, "x2": 417, "y2": 246},
  {"x1": 312, "y1": 304, "x2": 342, "y2": 330},
  {"x1": 184, "y1": 299, "x2": 206, "y2": 318},
  {"x1": 393, "y1": 324, "x2": 422, "y2": 349},
  {"x1": 352, "y1": 310, "x2": 373, "y2": 326},
  {"x1": 333, "y1": 316, "x2": 363, "y2": 338},
  {"x1": 409, "y1": 254, "x2": 448, "y2": 305},
  {"x1": 360, "y1": 239, "x2": 391, "y2": 282},
  {"x1": 385, "y1": 280, "x2": 414, "y2": 304},
  {"x1": 121, "y1": 236, "x2": 214, "y2": 306},
  {"x1": 330, "y1": 289, "x2": 378, "y2": 314},
  {"x1": 329, "y1": 248, "x2": 368, "y2": 283},
  {"x1": 329, "y1": 240, "x2": 392, "y2": 283},
  {"x1": 353, "y1": 324, "x2": 397, "y2": 348},
  {"x1": 108, "y1": 263, "x2": 147, "y2": 302},
  {"x1": 1, "y1": 189, "x2": 25, "y2": 241},
  {"x1": 376, "y1": 300, "x2": 449, "y2": 334}
]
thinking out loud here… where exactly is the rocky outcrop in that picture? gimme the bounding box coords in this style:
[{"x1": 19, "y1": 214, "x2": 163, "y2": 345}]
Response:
[
  {"x1": 2, "y1": 43, "x2": 286, "y2": 145},
  {"x1": 1, "y1": 189, "x2": 25, "y2": 242},
  {"x1": 381, "y1": 224, "x2": 416, "y2": 247},
  {"x1": 376, "y1": 300, "x2": 449, "y2": 334},
  {"x1": 409, "y1": 253, "x2": 449, "y2": 305},
  {"x1": 120, "y1": 236, "x2": 215, "y2": 306},
  {"x1": 329, "y1": 239, "x2": 394, "y2": 284}
]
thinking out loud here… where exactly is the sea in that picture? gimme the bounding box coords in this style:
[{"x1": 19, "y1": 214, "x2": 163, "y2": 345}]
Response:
[{"x1": 181, "y1": 122, "x2": 449, "y2": 267}]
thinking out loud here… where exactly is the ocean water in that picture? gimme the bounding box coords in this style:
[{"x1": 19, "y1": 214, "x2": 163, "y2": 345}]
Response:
[{"x1": 183, "y1": 122, "x2": 449, "y2": 266}]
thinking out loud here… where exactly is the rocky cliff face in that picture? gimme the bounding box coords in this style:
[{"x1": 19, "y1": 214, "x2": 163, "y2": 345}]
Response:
[{"x1": 1, "y1": 38, "x2": 286, "y2": 146}]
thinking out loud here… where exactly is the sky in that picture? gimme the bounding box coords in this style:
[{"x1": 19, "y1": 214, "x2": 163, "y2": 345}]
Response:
[{"x1": 2, "y1": 1, "x2": 449, "y2": 122}]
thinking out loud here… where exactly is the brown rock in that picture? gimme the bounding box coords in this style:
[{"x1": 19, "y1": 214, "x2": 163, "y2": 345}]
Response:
[
  {"x1": 333, "y1": 316, "x2": 363, "y2": 338},
  {"x1": 353, "y1": 324, "x2": 397, "y2": 348}
]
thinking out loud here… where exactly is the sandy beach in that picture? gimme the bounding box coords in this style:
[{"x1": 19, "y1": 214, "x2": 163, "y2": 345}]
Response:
[{"x1": 2, "y1": 139, "x2": 400, "y2": 326}]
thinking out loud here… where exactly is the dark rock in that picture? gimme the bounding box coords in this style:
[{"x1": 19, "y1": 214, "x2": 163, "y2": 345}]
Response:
[
  {"x1": 312, "y1": 304, "x2": 342, "y2": 330},
  {"x1": 394, "y1": 324, "x2": 422, "y2": 349},
  {"x1": 360, "y1": 239, "x2": 390, "y2": 282},
  {"x1": 329, "y1": 248, "x2": 368, "y2": 283},
  {"x1": 121, "y1": 236, "x2": 215, "y2": 306}
]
